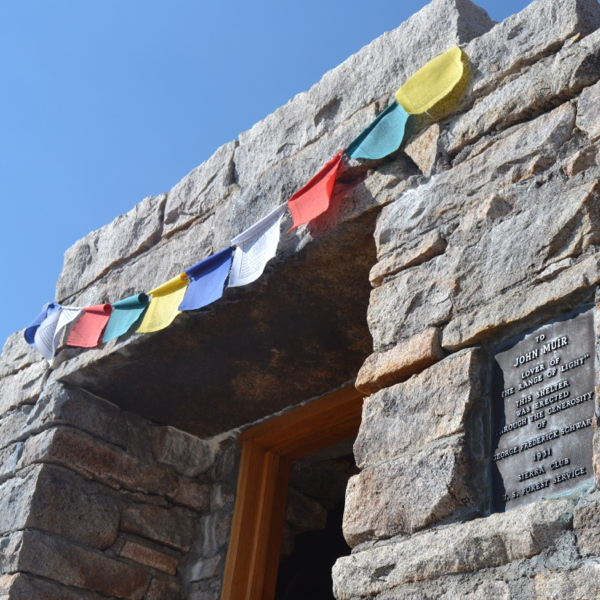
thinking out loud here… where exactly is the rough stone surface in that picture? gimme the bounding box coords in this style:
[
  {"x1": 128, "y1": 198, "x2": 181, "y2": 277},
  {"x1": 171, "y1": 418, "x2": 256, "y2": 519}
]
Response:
[
  {"x1": 343, "y1": 436, "x2": 476, "y2": 545},
  {"x1": 0, "y1": 467, "x2": 38, "y2": 535},
  {"x1": 534, "y1": 564, "x2": 600, "y2": 599},
  {"x1": 197, "y1": 510, "x2": 232, "y2": 558},
  {"x1": 0, "y1": 533, "x2": 22, "y2": 574},
  {"x1": 0, "y1": 463, "x2": 118, "y2": 549},
  {"x1": 0, "y1": 573, "x2": 116, "y2": 600},
  {"x1": 9, "y1": 530, "x2": 151, "y2": 600},
  {"x1": 118, "y1": 540, "x2": 179, "y2": 576},
  {"x1": 187, "y1": 579, "x2": 221, "y2": 600},
  {"x1": 233, "y1": 0, "x2": 493, "y2": 187},
  {"x1": 576, "y1": 78, "x2": 600, "y2": 140},
  {"x1": 188, "y1": 555, "x2": 222, "y2": 583},
  {"x1": 3, "y1": 382, "x2": 130, "y2": 450},
  {"x1": 370, "y1": 230, "x2": 447, "y2": 286},
  {"x1": 18, "y1": 427, "x2": 179, "y2": 497},
  {"x1": 593, "y1": 423, "x2": 600, "y2": 486},
  {"x1": 56, "y1": 194, "x2": 167, "y2": 303},
  {"x1": 564, "y1": 144, "x2": 599, "y2": 177},
  {"x1": 151, "y1": 424, "x2": 213, "y2": 478},
  {"x1": 0, "y1": 406, "x2": 34, "y2": 451},
  {"x1": 404, "y1": 124, "x2": 441, "y2": 176},
  {"x1": 0, "y1": 379, "x2": 235, "y2": 599},
  {"x1": 368, "y1": 257, "x2": 455, "y2": 352},
  {"x1": 173, "y1": 480, "x2": 211, "y2": 513},
  {"x1": 0, "y1": 443, "x2": 23, "y2": 484},
  {"x1": 370, "y1": 104, "x2": 600, "y2": 353},
  {"x1": 0, "y1": 333, "x2": 42, "y2": 378},
  {"x1": 144, "y1": 578, "x2": 181, "y2": 600},
  {"x1": 355, "y1": 327, "x2": 446, "y2": 395},
  {"x1": 463, "y1": 0, "x2": 600, "y2": 100},
  {"x1": 372, "y1": 101, "x2": 575, "y2": 283},
  {"x1": 442, "y1": 251, "x2": 600, "y2": 351},
  {"x1": 163, "y1": 140, "x2": 238, "y2": 236},
  {"x1": 334, "y1": 498, "x2": 575, "y2": 598},
  {"x1": 27, "y1": 464, "x2": 120, "y2": 549},
  {"x1": 333, "y1": 531, "x2": 582, "y2": 598},
  {"x1": 121, "y1": 503, "x2": 196, "y2": 552},
  {"x1": 447, "y1": 27, "x2": 600, "y2": 155},
  {"x1": 55, "y1": 211, "x2": 220, "y2": 308},
  {"x1": 0, "y1": 362, "x2": 48, "y2": 417},
  {"x1": 355, "y1": 349, "x2": 481, "y2": 468},
  {"x1": 573, "y1": 490, "x2": 600, "y2": 556}
]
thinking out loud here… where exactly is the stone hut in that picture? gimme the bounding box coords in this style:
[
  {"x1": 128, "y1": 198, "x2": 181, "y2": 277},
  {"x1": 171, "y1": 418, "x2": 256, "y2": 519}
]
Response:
[{"x1": 3, "y1": 0, "x2": 600, "y2": 597}]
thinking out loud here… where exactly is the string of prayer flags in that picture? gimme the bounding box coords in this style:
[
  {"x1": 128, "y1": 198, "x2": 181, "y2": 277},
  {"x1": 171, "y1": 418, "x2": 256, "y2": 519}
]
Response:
[
  {"x1": 287, "y1": 151, "x2": 344, "y2": 230},
  {"x1": 345, "y1": 101, "x2": 409, "y2": 160},
  {"x1": 395, "y1": 46, "x2": 464, "y2": 115},
  {"x1": 66, "y1": 304, "x2": 112, "y2": 348},
  {"x1": 229, "y1": 203, "x2": 287, "y2": 288},
  {"x1": 102, "y1": 293, "x2": 150, "y2": 343},
  {"x1": 35, "y1": 306, "x2": 83, "y2": 363},
  {"x1": 179, "y1": 248, "x2": 233, "y2": 311},
  {"x1": 24, "y1": 48, "x2": 475, "y2": 364},
  {"x1": 137, "y1": 274, "x2": 188, "y2": 333},
  {"x1": 25, "y1": 302, "x2": 60, "y2": 346}
]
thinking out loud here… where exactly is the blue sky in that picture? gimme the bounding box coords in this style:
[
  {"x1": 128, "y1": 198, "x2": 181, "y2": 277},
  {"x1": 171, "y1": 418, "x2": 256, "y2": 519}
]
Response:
[{"x1": 0, "y1": 0, "x2": 530, "y2": 348}]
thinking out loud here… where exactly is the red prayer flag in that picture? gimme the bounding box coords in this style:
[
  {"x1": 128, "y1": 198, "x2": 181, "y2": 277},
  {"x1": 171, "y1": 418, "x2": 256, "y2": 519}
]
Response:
[
  {"x1": 66, "y1": 303, "x2": 113, "y2": 348},
  {"x1": 287, "y1": 151, "x2": 344, "y2": 230}
]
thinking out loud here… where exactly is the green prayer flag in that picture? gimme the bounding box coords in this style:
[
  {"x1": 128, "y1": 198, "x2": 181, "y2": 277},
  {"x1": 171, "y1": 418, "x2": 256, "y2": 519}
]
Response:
[
  {"x1": 346, "y1": 101, "x2": 409, "y2": 160},
  {"x1": 102, "y1": 293, "x2": 149, "y2": 342}
]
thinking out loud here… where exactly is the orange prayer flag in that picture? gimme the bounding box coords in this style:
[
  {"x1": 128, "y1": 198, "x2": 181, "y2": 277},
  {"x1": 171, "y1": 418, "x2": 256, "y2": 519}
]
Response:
[
  {"x1": 66, "y1": 303, "x2": 113, "y2": 348},
  {"x1": 287, "y1": 151, "x2": 344, "y2": 230}
]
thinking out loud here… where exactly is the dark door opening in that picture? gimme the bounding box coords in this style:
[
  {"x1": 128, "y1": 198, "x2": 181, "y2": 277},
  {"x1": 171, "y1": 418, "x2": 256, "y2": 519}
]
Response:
[{"x1": 275, "y1": 440, "x2": 358, "y2": 599}]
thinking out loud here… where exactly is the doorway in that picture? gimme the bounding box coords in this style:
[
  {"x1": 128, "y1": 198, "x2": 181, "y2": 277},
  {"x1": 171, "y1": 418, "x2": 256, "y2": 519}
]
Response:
[
  {"x1": 275, "y1": 437, "x2": 358, "y2": 599},
  {"x1": 221, "y1": 385, "x2": 364, "y2": 600}
]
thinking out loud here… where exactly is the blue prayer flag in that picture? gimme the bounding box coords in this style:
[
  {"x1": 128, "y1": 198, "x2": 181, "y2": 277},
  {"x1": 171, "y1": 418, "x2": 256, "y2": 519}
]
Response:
[
  {"x1": 179, "y1": 247, "x2": 233, "y2": 311},
  {"x1": 24, "y1": 302, "x2": 60, "y2": 346}
]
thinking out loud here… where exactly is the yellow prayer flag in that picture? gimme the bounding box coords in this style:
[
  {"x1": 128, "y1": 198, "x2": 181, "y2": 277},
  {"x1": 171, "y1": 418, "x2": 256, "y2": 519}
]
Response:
[
  {"x1": 395, "y1": 46, "x2": 464, "y2": 115},
  {"x1": 136, "y1": 273, "x2": 189, "y2": 333}
]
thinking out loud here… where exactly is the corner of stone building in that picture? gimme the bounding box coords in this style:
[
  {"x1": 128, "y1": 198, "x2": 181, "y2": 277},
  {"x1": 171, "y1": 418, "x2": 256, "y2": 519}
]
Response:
[
  {"x1": 339, "y1": 0, "x2": 600, "y2": 597},
  {"x1": 0, "y1": 358, "x2": 241, "y2": 600}
]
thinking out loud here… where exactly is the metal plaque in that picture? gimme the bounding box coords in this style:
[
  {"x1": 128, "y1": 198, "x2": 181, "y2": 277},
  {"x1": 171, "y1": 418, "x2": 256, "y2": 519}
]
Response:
[{"x1": 492, "y1": 306, "x2": 596, "y2": 512}]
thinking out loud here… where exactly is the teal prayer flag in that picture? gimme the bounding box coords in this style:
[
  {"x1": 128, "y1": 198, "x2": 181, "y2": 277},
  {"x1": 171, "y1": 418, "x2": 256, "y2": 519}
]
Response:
[
  {"x1": 102, "y1": 293, "x2": 149, "y2": 342},
  {"x1": 346, "y1": 101, "x2": 409, "y2": 160}
]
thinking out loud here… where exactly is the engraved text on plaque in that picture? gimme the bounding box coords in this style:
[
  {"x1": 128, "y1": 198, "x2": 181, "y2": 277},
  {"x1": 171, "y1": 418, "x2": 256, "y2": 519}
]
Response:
[{"x1": 492, "y1": 306, "x2": 596, "y2": 511}]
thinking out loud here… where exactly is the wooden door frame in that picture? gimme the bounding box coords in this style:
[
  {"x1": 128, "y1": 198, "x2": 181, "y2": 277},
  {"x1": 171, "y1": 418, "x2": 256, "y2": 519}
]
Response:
[{"x1": 221, "y1": 384, "x2": 365, "y2": 600}]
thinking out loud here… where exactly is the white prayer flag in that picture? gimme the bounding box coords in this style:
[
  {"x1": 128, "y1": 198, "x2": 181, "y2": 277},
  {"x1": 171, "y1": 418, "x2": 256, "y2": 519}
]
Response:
[
  {"x1": 35, "y1": 306, "x2": 82, "y2": 363},
  {"x1": 229, "y1": 203, "x2": 286, "y2": 288}
]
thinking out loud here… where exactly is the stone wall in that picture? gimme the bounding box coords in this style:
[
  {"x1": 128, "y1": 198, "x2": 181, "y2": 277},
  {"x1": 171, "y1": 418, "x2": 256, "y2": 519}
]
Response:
[
  {"x1": 4, "y1": 0, "x2": 600, "y2": 598},
  {"x1": 334, "y1": 0, "x2": 600, "y2": 597},
  {"x1": 0, "y1": 341, "x2": 239, "y2": 600}
]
